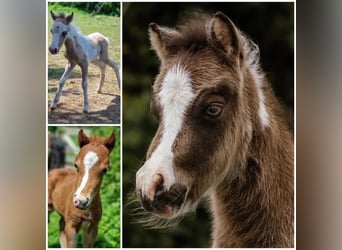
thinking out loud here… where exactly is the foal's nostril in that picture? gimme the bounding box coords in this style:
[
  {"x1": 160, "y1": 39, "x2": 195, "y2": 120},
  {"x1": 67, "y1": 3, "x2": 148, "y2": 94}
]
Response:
[
  {"x1": 49, "y1": 47, "x2": 58, "y2": 54},
  {"x1": 73, "y1": 198, "x2": 80, "y2": 206},
  {"x1": 153, "y1": 174, "x2": 164, "y2": 189},
  {"x1": 147, "y1": 173, "x2": 164, "y2": 200}
]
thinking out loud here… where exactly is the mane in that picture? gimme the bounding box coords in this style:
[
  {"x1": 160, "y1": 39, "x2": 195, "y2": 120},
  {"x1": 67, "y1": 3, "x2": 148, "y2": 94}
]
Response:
[{"x1": 70, "y1": 23, "x2": 81, "y2": 35}]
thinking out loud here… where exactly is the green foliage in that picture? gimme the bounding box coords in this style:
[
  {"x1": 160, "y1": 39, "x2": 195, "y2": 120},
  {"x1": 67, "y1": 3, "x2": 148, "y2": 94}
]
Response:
[
  {"x1": 48, "y1": 126, "x2": 120, "y2": 248},
  {"x1": 48, "y1": 2, "x2": 120, "y2": 16}
]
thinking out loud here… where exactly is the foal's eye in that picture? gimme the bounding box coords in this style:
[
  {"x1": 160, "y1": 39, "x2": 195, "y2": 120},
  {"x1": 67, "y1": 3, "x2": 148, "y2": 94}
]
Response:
[
  {"x1": 74, "y1": 164, "x2": 78, "y2": 171},
  {"x1": 62, "y1": 31, "x2": 68, "y2": 37},
  {"x1": 205, "y1": 103, "x2": 223, "y2": 118},
  {"x1": 102, "y1": 168, "x2": 108, "y2": 174}
]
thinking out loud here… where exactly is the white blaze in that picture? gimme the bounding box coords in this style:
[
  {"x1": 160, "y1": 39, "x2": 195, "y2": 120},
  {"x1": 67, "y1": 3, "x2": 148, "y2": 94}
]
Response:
[
  {"x1": 74, "y1": 151, "x2": 98, "y2": 197},
  {"x1": 136, "y1": 64, "x2": 194, "y2": 198}
]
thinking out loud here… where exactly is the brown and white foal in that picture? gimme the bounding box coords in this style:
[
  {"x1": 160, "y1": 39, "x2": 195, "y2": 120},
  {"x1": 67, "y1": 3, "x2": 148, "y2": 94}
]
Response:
[
  {"x1": 135, "y1": 12, "x2": 294, "y2": 247},
  {"x1": 48, "y1": 129, "x2": 115, "y2": 247}
]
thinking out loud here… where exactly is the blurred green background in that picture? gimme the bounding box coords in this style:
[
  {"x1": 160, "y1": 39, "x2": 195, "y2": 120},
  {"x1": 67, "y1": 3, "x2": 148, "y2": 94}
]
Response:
[
  {"x1": 122, "y1": 2, "x2": 294, "y2": 248},
  {"x1": 48, "y1": 126, "x2": 120, "y2": 248}
]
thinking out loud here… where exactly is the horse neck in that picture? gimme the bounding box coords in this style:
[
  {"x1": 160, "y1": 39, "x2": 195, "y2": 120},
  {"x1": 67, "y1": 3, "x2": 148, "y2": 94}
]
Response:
[
  {"x1": 63, "y1": 24, "x2": 83, "y2": 53},
  {"x1": 210, "y1": 91, "x2": 294, "y2": 247}
]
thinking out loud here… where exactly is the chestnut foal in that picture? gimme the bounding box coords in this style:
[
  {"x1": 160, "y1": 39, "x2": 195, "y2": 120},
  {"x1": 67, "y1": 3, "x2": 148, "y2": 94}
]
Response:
[{"x1": 48, "y1": 129, "x2": 115, "y2": 247}]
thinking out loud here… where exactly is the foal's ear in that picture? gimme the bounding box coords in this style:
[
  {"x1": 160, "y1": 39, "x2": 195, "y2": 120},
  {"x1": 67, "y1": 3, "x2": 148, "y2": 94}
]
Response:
[
  {"x1": 50, "y1": 11, "x2": 57, "y2": 21},
  {"x1": 66, "y1": 12, "x2": 74, "y2": 24},
  {"x1": 104, "y1": 132, "x2": 116, "y2": 153},
  {"x1": 209, "y1": 12, "x2": 244, "y2": 64},
  {"x1": 78, "y1": 129, "x2": 90, "y2": 148},
  {"x1": 149, "y1": 23, "x2": 179, "y2": 64}
]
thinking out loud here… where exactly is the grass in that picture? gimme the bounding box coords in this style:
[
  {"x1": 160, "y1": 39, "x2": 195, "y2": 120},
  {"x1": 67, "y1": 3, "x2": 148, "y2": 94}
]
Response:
[{"x1": 48, "y1": 126, "x2": 121, "y2": 248}]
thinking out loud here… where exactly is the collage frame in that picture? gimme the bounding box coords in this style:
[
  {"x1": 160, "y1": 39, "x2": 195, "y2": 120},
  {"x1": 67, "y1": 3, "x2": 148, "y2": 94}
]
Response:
[{"x1": 46, "y1": 1, "x2": 295, "y2": 249}]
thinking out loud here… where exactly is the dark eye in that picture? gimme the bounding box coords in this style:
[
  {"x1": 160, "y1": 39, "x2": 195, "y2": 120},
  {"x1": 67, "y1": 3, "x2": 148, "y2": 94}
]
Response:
[
  {"x1": 102, "y1": 168, "x2": 108, "y2": 174},
  {"x1": 62, "y1": 31, "x2": 67, "y2": 37},
  {"x1": 74, "y1": 164, "x2": 78, "y2": 171},
  {"x1": 205, "y1": 103, "x2": 223, "y2": 118}
]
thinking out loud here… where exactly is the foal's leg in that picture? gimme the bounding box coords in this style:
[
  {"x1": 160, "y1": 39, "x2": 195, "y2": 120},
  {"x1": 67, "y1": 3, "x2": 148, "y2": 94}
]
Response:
[
  {"x1": 108, "y1": 59, "x2": 120, "y2": 90},
  {"x1": 50, "y1": 62, "x2": 75, "y2": 110},
  {"x1": 80, "y1": 61, "x2": 89, "y2": 113},
  {"x1": 92, "y1": 59, "x2": 106, "y2": 93},
  {"x1": 82, "y1": 224, "x2": 98, "y2": 247},
  {"x1": 99, "y1": 47, "x2": 120, "y2": 90},
  {"x1": 61, "y1": 222, "x2": 78, "y2": 248}
]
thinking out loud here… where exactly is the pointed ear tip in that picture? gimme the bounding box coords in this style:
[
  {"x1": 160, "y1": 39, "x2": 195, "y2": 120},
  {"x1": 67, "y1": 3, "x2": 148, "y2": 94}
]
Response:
[
  {"x1": 149, "y1": 22, "x2": 159, "y2": 31},
  {"x1": 214, "y1": 11, "x2": 228, "y2": 20}
]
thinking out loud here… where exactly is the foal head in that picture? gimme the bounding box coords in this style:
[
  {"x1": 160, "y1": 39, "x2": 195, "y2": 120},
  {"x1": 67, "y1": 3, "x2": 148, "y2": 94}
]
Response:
[
  {"x1": 49, "y1": 11, "x2": 74, "y2": 55},
  {"x1": 73, "y1": 129, "x2": 115, "y2": 210},
  {"x1": 136, "y1": 12, "x2": 266, "y2": 220}
]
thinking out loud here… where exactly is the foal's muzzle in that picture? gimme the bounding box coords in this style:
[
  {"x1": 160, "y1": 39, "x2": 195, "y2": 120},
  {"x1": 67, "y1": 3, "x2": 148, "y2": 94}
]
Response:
[
  {"x1": 73, "y1": 195, "x2": 91, "y2": 210},
  {"x1": 138, "y1": 183, "x2": 187, "y2": 217},
  {"x1": 49, "y1": 46, "x2": 59, "y2": 54}
]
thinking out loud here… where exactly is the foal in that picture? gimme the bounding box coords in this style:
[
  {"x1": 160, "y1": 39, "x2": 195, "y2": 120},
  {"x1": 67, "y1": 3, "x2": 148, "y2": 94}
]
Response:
[
  {"x1": 48, "y1": 129, "x2": 115, "y2": 247},
  {"x1": 49, "y1": 11, "x2": 121, "y2": 113},
  {"x1": 135, "y1": 12, "x2": 293, "y2": 247}
]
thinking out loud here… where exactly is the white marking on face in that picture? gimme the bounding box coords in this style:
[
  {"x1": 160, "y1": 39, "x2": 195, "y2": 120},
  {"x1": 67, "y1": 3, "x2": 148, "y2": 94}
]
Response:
[
  {"x1": 74, "y1": 151, "x2": 98, "y2": 198},
  {"x1": 136, "y1": 64, "x2": 194, "y2": 199}
]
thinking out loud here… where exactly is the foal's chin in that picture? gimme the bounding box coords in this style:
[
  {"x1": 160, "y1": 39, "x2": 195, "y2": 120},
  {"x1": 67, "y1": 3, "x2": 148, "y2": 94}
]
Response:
[{"x1": 74, "y1": 204, "x2": 90, "y2": 210}]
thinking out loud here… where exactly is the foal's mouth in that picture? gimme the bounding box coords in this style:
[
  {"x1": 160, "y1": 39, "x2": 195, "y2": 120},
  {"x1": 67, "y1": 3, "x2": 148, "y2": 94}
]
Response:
[{"x1": 139, "y1": 183, "x2": 188, "y2": 218}]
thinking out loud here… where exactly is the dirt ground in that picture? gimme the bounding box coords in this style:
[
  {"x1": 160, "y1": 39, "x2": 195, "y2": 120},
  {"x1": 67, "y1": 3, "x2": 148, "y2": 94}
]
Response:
[{"x1": 48, "y1": 62, "x2": 121, "y2": 124}]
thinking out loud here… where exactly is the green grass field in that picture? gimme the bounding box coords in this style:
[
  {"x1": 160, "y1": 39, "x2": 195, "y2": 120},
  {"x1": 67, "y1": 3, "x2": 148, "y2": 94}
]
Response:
[{"x1": 48, "y1": 126, "x2": 121, "y2": 248}]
